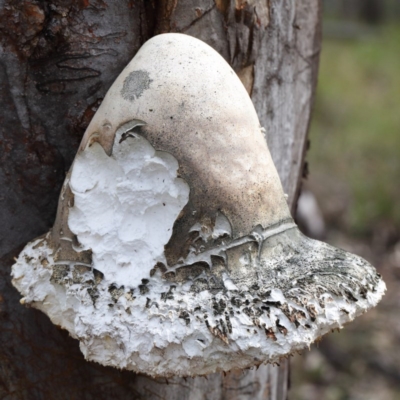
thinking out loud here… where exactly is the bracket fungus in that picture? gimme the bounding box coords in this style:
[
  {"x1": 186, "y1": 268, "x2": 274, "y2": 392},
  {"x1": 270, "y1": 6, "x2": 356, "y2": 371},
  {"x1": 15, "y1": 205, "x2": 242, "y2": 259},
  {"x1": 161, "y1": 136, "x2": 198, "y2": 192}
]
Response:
[{"x1": 12, "y1": 33, "x2": 385, "y2": 378}]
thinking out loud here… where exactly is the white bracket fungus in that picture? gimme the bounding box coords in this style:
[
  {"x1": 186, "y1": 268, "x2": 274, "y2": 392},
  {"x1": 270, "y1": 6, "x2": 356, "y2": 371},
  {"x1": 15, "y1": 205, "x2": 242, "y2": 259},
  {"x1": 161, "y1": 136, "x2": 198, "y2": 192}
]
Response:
[{"x1": 12, "y1": 33, "x2": 385, "y2": 378}]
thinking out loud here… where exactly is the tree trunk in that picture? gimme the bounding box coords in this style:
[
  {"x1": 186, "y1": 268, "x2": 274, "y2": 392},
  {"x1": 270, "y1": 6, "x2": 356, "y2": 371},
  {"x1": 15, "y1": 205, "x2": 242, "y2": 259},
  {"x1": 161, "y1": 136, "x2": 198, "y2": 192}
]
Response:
[{"x1": 0, "y1": 1, "x2": 321, "y2": 399}]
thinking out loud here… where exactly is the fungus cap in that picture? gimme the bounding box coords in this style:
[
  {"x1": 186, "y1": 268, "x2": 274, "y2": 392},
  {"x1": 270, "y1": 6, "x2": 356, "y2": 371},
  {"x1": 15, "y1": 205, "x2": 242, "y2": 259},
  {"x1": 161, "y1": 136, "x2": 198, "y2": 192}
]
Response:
[{"x1": 12, "y1": 33, "x2": 386, "y2": 378}]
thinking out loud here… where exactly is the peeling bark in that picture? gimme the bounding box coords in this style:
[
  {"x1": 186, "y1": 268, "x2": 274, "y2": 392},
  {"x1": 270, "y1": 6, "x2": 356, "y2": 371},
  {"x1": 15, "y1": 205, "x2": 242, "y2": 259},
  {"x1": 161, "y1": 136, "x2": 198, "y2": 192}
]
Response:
[{"x1": 0, "y1": 0, "x2": 321, "y2": 399}]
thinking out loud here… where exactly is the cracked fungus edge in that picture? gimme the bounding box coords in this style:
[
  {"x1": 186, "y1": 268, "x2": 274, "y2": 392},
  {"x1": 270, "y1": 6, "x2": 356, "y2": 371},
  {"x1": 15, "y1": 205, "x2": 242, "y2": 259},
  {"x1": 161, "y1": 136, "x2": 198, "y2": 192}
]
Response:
[{"x1": 11, "y1": 236, "x2": 386, "y2": 378}]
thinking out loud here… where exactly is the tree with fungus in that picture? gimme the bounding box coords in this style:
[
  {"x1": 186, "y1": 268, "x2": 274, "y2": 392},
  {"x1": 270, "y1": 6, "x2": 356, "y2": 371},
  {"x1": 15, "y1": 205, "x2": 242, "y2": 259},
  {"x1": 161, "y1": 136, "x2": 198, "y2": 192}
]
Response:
[{"x1": 2, "y1": 2, "x2": 381, "y2": 400}]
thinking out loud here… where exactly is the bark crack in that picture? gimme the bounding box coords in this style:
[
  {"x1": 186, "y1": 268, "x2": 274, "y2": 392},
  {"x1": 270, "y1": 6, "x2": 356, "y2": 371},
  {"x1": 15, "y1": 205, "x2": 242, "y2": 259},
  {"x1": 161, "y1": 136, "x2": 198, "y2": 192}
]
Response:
[{"x1": 178, "y1": 4, "x2": 217, "y2": 33}]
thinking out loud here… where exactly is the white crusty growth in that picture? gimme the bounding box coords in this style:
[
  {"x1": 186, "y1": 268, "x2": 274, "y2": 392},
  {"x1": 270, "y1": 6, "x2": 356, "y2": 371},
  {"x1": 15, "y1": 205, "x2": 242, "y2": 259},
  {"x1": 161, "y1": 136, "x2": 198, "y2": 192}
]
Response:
[{"x1": 68, "y1": 127, "x2": 189, "y2": 287}]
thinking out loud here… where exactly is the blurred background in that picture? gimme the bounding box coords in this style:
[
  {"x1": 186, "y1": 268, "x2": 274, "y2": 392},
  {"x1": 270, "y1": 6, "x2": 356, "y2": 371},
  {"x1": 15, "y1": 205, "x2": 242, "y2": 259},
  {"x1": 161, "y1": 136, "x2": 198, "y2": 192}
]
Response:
[{"x1": 292, "y1": 0, "x2": 400, "y2": 399}]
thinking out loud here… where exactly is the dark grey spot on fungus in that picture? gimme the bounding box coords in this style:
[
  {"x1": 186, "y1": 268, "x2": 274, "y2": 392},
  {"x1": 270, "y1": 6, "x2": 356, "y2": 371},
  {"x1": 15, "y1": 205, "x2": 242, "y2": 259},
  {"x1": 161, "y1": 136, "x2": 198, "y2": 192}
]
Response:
[
  {"x1": 179, "y1": 311, "x2": 190, "y2": 325},
  {"x1": 51, "y1": 264, "x2": 70, "y2": 285},
  {"x1": 87, "y1": 287, "x2": 99, "y2": 304},
  {"x1": 160, "y1": 285, "x2": 176, "y2": 301},
  {"x1": 139, "y1": 283, "x2": 149, "y2": 295},
  {"x1": 109, "y1": 284, "x2": 125, "y2": 303},
  {"x1": 93, "y1": 268, "x2": 104, "y2": 284},
  {"x1": 121, "y1": 70, "x2": 152, "y2": 102}
]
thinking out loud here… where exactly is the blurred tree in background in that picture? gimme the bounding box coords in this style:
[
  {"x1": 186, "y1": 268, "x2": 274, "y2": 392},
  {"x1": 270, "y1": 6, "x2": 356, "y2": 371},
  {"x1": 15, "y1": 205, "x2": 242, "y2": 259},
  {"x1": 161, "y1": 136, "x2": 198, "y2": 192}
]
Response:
[
  {"x1": 308, "y1": 0, "x2": 400, "y2": 243},
  {"x1": 293, "y1": 2, "x2": 400, "y2": 399}
]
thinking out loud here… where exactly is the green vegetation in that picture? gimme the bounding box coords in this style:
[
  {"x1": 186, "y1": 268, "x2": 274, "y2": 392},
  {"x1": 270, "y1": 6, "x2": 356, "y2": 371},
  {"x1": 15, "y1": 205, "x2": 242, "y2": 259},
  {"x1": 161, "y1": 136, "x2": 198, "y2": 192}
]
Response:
[{"x1": 308, "y1": 24, "x2": 400, "y2": 235}]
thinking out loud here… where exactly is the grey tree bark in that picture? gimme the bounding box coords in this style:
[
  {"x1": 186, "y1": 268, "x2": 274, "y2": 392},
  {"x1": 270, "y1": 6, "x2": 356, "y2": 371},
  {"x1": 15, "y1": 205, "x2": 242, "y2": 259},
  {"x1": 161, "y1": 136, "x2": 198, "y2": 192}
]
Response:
[{"x1": 0, "y1": 1, "x2": 321, "y2": 399}]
